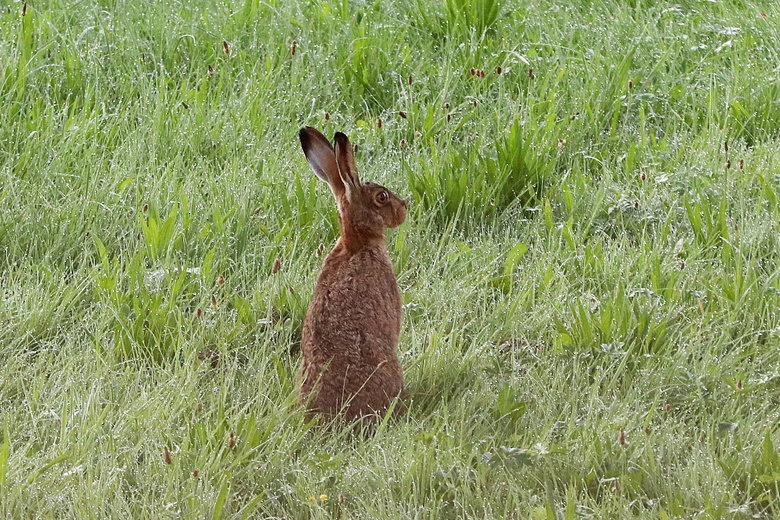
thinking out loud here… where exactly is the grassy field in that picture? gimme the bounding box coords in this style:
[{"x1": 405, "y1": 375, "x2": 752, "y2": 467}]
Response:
[{"x1": 2, "y1": 0, "x2": 780, "y2": 517}]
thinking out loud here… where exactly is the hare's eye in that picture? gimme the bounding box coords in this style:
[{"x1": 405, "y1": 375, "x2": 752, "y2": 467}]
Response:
[{"x1": 376, "y1": 191, "x2": 389, "y2": 204}]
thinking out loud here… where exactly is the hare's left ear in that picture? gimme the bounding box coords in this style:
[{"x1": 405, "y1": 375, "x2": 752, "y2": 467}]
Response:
[
  {"x1": 333, "y1": 132, "x2": 360, "y2": 202},
  {"x1": 299, "y1": 126, "x2": 344, "y2": 200}
]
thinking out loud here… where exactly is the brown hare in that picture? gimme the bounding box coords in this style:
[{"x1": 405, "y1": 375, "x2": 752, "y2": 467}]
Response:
[{"x1": 297, "y1": 126, "x2": 407, "y2": 421}]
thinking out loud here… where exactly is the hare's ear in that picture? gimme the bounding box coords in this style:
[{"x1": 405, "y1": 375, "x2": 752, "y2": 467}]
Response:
[
  {"x1": 333, "y1": 132, "x2": 360, "y2": 202},
  {"x1": 299, "y1": 127, "x2": 345, "y2": 199}
]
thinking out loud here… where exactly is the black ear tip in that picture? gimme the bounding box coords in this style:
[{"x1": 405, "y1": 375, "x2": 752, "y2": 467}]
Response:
[
  {"x1": 299, "y1": 126, "x2": 337, "y2": 157},
  {"x1": 299, "y1": 127, "x2": 312, "y2": 147},
  {"x1": 333, "y1": 132, "x2": 351, "y2": 151}
]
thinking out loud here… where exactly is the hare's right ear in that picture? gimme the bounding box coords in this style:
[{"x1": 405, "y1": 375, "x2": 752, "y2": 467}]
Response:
[
  {"x1": 333, "y1": 132, "x2": 360, "y2": 203},
  {"x1": 299, "y1": 126, "x2": 345, "y2": 199}
]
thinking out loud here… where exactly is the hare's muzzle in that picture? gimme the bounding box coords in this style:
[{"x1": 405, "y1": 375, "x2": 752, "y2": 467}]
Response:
[{"x1": 395, "y1": 198, "x2": 408, "y2": 226}]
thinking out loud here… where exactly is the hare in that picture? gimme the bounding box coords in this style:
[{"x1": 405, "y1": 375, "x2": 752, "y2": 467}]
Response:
[{"x1": 297, "y1": 126, "x2": 407, "y2": 421}]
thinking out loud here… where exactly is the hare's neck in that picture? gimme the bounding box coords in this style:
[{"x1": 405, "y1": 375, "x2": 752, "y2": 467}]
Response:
[{"x1": 338, "y1": 223, "x2": 386, "y2": 253}]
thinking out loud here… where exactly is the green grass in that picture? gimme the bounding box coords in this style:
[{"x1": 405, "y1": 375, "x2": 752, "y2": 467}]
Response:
[{"x1": 2, "y1": 0, "x2": 780, "y2": 517}]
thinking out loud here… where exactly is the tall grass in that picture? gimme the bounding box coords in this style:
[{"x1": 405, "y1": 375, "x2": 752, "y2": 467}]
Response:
[{"x1": 2, "y1": 0, "x2": 780, "y2": 517}]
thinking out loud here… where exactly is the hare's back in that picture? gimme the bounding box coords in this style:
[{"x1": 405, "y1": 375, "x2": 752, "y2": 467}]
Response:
[{"x1": 310, "y1": 246, "x2": 402, "y2": 346}]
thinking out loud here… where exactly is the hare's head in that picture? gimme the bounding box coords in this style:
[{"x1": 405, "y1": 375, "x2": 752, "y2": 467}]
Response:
[{"x1": 299, "y1": 126, "x2": 407, "y2": 247}]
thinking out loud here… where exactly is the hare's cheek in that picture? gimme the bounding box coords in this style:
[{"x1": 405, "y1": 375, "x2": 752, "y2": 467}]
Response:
[{"x1": 382, "y1": 212, "x2": 395, "y2": 228}]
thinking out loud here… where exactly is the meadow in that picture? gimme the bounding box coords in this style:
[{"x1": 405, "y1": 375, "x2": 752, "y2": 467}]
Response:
[{"x1": 2, "y1": 0, "x2": 780, "y2": 517}]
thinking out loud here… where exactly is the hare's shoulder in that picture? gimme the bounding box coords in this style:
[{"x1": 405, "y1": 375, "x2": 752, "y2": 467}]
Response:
[
  {"x1": 305, "y1": 244, "x2": 401, "y2": 353},
  {"x1": 312, "y1": 246, "x2": 400, "y2": 324},
  {"x1": 319, "y1": 246, "x2": 396, "y2": 288}
]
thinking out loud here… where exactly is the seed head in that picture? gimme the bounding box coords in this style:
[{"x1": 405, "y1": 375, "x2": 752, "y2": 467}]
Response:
[
  {"x1": 227, "y1": 432, "x2": 236, "y2": 448},
  {"x1": 495, "y1": 65, "x2": 502, "y2": 74},
  {"x1": 272, "y1": 257, "x2": 281, "y2": 274},
  {"x1": 377, "y1": 118, "x2": 382, "y2": 129},
  {"x1": 398, "y1": 111, "x2": 407, "y2": 119},
  {"x1": 408, "y1": 75, "x2": 413, "y2": 85},
  {"x1": 207, "y1": 65, "x2": 214, "y2": 76},
  {"x1": 22, "y1": 2, "x2": 27, "y2": 16},
  {"x1": 738, "y1": 159, "x2": 744, "y2": 169},
  {"x1": 724, "y1": 141, "x2": 729, "y2": 153},
  {"x1": 628, "y1": 80, "x2": 633, "y2": 90},
  {"x1": 324, "y1": 112, "x2": 330, "y2": 121},
  {"x1": 223, "y1": 40, "x2": 230, "y2": 55},
  {"x1": 726, "y1": 160, "x2": 731, "y2": 169},
  {"x1": 470, "y1": 67, "x2": 476, "y2": 76},
  {"x1": 217, "y1": 275, "x2": 225, "y2": 285},
  {"x1": 291, "y1": 40, "x2": 297, "y2": 56},
  {"x1": 618, "y1": 428, "x2": 626, "y2": 445},
  {"x1": 528, "y1": 68, "x2": 535, "y2": 79},
  {"x1": 164, "y1": 446, "x2": 172, "y2": 465}
]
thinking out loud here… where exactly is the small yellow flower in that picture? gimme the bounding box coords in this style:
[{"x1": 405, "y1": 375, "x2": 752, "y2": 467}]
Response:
[
  {"x1": 319, "y1": 494, "x2": 328, "y2": 501},
  {"x1": 309, "y1": 496, "x2": 316, "y2": 502}
]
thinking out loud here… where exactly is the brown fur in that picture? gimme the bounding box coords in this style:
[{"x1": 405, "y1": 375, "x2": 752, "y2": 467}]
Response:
[{"x1": 298, "y1": 126, "x2": 407, "y2": 421}]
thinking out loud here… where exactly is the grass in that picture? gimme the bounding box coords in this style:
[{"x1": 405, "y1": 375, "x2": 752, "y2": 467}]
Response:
[{"x1": 2, "y1": 0, "x2": 780, "y2": 517}]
